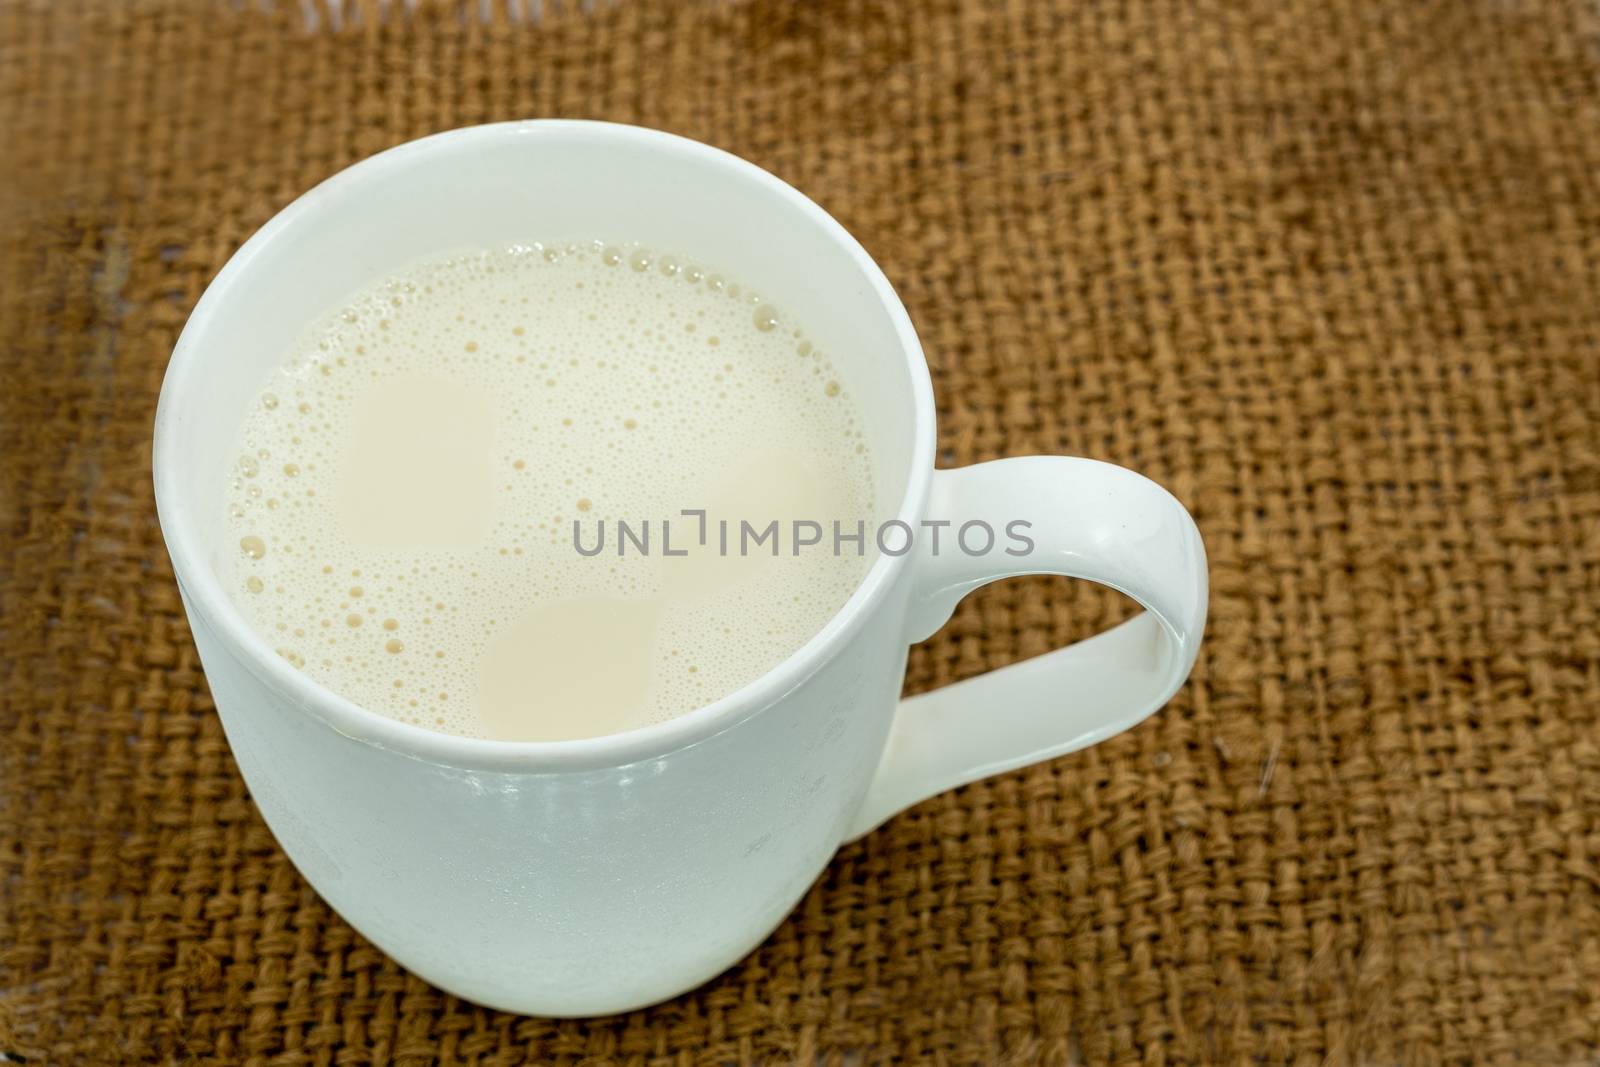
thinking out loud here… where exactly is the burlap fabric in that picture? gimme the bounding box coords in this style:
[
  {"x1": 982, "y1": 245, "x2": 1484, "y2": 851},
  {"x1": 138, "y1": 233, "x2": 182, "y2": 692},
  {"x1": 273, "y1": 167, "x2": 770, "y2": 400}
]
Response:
[{"x1": 4, "y1": 1, "x2": 1599, "y2": 1063}]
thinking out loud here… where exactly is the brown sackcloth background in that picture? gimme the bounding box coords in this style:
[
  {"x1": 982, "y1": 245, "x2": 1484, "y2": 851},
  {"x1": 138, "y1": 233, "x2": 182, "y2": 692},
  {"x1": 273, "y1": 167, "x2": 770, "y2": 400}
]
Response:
[{"x1": 4, "y1": 0, "x2": 1600, "y2": 1063}]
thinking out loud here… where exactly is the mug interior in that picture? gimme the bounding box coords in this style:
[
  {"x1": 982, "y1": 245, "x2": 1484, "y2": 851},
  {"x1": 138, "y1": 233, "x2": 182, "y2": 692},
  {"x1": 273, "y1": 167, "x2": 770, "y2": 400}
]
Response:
[{"x1": 154, "y1": 120, "x2": 933, "y2": 766}]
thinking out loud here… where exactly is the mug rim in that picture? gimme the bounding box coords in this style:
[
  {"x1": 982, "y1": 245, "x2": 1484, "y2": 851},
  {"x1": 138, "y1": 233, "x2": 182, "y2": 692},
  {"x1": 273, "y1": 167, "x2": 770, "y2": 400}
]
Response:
[{"x1": 152, "y1": 119, "x2": 936, "y2": 773}]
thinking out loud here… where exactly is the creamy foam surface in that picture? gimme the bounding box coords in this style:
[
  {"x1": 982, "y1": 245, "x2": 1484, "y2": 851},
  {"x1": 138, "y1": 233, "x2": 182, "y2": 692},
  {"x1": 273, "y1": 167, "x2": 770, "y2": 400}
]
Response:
[{"x1": 221, "y1": 242, "x2": 875, "y2": 741}]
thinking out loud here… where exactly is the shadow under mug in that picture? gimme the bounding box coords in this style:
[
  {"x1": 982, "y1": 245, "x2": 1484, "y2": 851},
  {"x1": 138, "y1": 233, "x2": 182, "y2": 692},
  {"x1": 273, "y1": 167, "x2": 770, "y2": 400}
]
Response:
[{"x1": 152, "y1": 120, "x2": 1208, "y2": 1016}]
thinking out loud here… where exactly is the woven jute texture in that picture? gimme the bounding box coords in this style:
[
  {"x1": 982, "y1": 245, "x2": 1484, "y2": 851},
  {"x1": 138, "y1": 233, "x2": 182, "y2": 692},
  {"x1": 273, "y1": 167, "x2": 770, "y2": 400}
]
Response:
[{"x1": 4, "y1": 0, "x2": 1600, "y2": 1063}]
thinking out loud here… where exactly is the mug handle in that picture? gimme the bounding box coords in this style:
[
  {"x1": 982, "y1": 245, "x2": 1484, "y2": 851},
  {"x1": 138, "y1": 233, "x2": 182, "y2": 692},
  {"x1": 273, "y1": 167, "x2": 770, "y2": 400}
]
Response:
[{"x1": 845, "y1": 456, "x2": 1208, "y2": 840}]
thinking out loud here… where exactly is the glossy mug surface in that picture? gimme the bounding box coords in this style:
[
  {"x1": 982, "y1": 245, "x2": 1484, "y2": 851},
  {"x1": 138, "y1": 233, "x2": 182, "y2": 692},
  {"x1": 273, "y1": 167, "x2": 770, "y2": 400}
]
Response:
[{"x1": 152, "y1": 121, "x2": 1207, "y2": 1016}]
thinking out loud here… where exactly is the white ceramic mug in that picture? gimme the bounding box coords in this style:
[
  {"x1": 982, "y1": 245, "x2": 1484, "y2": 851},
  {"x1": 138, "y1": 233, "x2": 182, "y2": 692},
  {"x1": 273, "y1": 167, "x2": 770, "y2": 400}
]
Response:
[{"x1": 153, "y1": 121, "x2": 1207, "y2": 1017}]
